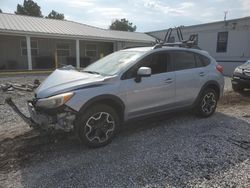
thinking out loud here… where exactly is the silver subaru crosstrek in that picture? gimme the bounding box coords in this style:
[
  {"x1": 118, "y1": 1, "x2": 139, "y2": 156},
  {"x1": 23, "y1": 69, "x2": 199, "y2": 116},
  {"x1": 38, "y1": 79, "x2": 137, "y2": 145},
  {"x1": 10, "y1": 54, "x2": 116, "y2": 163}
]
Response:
[{"x1": 7, "y1": 45, "x2": 224, "y2": 147}]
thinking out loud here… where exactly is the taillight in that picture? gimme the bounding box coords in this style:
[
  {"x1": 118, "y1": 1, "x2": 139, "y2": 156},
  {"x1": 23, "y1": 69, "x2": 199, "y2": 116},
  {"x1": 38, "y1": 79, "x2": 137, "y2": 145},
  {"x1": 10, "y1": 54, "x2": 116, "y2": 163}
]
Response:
[{"x1": 216, "y1": 64, "x2": 223, "y2": 73}]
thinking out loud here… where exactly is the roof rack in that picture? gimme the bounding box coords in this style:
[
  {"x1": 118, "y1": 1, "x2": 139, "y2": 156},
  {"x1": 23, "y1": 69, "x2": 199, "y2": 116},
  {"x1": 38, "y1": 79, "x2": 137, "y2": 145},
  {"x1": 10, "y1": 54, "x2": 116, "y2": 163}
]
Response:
[{"x1": 153, "y1": 26, "x2": 201, "y2": 50}]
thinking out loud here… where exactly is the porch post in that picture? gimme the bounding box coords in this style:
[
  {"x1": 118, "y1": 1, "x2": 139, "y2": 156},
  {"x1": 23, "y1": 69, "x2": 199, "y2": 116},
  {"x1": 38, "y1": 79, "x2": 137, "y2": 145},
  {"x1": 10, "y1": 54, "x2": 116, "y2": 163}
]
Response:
[
  {"x1": 76, "y1": 39, "x2": 80, "y2": 69},
  {"x1": 26, "y1": 36, "x2": 32, "y2": 70}
]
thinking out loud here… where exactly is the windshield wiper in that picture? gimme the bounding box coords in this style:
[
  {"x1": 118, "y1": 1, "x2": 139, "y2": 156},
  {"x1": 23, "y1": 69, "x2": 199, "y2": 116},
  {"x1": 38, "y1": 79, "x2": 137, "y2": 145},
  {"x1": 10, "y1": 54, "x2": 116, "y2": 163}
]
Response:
[{"x1": 83, "y1": 70, "x2": 100, "y2": 75}]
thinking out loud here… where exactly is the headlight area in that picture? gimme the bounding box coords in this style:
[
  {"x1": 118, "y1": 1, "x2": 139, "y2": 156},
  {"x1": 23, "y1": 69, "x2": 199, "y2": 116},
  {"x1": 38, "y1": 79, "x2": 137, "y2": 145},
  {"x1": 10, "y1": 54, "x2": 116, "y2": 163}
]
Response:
[
  {"x1": 234, "y1": 67, "x2": 243, "y2": 74},
  {"x1": 36, "y1": 92, "x2": 74, "y2": 109},
  {"x1": 30, "y1": 92, "x2": 76, "y2": 132}
]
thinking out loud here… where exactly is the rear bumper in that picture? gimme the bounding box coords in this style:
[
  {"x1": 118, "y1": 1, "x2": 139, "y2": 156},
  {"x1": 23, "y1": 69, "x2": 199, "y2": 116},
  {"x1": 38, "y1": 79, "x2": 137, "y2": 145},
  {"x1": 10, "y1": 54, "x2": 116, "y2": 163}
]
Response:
[{"x1": 5, "y1": 97, "x2": 76, "y2": 132}]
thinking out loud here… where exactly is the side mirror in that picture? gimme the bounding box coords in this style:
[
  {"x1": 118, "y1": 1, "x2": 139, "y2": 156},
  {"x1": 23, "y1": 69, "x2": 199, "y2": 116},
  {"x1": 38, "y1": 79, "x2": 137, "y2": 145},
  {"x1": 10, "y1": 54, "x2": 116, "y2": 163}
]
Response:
[
  {"x1": 137, "y1": 67, "x2": 151, "y2": 77},
  {"x1": 135, "y1": 67, "x2": 151, "y2": 82}
]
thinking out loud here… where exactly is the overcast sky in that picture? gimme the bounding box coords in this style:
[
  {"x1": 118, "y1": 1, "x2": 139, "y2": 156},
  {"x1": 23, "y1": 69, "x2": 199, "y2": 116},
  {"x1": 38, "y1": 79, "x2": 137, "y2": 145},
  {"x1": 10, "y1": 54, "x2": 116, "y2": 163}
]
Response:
[{"x1": 0, "y1": 0, "x2": 250, "y2": 32}]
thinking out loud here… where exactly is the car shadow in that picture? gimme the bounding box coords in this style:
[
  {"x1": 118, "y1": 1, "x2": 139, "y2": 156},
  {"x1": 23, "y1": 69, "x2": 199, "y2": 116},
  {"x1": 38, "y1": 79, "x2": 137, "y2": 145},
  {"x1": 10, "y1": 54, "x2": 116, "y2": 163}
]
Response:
[
  {"x1": 1, "y1": 110, "x2": 250, "y2": 187},
  {"x1": 238, "y1": 89, "x2": 250, "y2": 97}
]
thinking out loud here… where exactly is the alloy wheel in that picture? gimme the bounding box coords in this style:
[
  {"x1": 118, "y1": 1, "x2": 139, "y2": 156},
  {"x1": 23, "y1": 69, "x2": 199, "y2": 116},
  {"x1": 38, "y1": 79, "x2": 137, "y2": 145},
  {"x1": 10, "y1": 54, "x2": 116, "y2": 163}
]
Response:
[
  {"x1": 84, "y1": 112, "x2": 115, "y2": 143},
  {"x1": 201, "y1": 92, "x2": 216, "y2": 114}
]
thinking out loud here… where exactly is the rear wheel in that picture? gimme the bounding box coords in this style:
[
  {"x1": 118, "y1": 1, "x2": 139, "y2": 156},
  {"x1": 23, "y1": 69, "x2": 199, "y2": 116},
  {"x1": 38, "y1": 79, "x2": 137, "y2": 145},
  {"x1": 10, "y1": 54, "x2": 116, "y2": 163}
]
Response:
[
  {"x1": 75, "y1": 104, "x2": 120, "y2": 148},
  {"x1": 196, "y1": 88, "x2": 218, "y2": 117}
]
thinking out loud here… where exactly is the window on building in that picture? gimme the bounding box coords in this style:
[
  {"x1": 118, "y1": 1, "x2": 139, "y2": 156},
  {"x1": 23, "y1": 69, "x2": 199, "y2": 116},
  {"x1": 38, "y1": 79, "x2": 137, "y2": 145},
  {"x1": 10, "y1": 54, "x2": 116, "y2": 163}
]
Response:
[
  {"x1": 56, "y1": 43, "x2": 70, "y2": 57},
  {"x1": 20, "y1": 40, "x2": 38, "y2": 56},
  {"x1": 216, "y1": 32, "x2": 228, "y2": 53},
  {"x1": 85, "y1": 44, "x2": 97, "y2": 57},
  {"x1": 172, "y1": 51, "x2": 196, "y2": 71}
]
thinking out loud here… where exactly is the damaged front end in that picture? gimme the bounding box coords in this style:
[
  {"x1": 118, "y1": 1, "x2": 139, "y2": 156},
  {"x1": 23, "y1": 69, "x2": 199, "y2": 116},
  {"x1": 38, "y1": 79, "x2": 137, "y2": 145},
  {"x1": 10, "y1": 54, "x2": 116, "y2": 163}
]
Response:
[{"x1": 5, "y1": 97, "x2": 76, "y2": 132}]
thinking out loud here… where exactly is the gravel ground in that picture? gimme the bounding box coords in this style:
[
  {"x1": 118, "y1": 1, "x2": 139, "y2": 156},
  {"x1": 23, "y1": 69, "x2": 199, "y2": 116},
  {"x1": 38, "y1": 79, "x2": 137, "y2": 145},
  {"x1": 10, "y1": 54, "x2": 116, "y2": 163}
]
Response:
[{"x1": 0, "y1": 76, "x2": 250, "y2": 188}]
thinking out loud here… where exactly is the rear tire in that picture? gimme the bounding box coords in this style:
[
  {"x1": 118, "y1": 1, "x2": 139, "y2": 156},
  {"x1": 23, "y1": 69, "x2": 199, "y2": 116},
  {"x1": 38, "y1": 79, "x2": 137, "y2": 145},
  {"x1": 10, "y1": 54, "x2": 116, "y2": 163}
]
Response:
[
  {"x1": 196, "y1": 88, "x2": 218, "y2": 118},
  {"x1": 75, "y1": 104, "x2": 120, "y2": 148},
  {"x1": 232, "y1": 84, "x2": 244, "y2": 92}
]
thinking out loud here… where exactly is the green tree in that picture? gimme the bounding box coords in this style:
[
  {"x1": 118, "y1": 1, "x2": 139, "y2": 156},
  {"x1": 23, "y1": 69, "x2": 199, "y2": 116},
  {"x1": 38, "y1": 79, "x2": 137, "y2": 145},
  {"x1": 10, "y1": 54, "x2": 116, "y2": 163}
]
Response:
[
  {"x1": 46, "y1": 10, "x2": 64, "y2": 20},
  {"x1": 0, "y1": 9, "x2": 2, "y2": 13},
  {"x1": 15, "y1": 0, "x2": 43, "y2": 17},
  {"x1": 109, "y1": 18, "x2": 137, "y2": 32}
]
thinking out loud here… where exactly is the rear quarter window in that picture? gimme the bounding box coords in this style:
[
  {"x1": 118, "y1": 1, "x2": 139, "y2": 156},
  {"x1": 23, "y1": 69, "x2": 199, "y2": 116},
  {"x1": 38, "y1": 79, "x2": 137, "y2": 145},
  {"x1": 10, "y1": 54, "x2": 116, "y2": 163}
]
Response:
[{"x1": 195, "y1": 54, "x2": 211, "y2": 67}]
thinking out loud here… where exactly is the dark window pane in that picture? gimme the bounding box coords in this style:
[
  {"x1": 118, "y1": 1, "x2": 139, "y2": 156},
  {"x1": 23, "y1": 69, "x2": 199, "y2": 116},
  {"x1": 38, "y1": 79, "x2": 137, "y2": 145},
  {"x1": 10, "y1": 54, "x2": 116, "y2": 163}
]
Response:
[
  {"x1": 57, "y1": 49, "x2": 70, "y2": 57},
  {"x1": 195, "y1": 54, "x2": 204, "y2": 67},
  {"x1": 86, "y1": 51, "x2": 97, "y2": 57},
  {"x1": 202, "y1": 56, "x2": 210, "y2": 66},
  {"x1": 173, "y1": 51, "x2": 196, "y2": 71},
  {"x1": 57, "y1": 43, "x2": 70, "y2": 50},
  {"x1": 216, "y1": 32, "x2": 228, "y2": 52},
  {"x1": 22, "y1": 49, "x2": 27, "y2": 56},
  {"x1": 31, "y1": 49, "x2": 38, "y2": 56},
  {"x1": 195, "y1": 54, "x2": 211, "y2": 67},
  {"x1": 31, "y1": 40, "x2": 38, "y2": 48},
  {"x1": 21, "y1": 49, "x2": 38, "y2": 56},
  {"x1": 21, "y1": 40, "x2": 26, "y2": 48},
  {"x1": 86, "y1": 44, "x2": 97, "y2": 51},
  {"x1": 148, "y1": 53, "x2": 168, "y2": 74},
  {"x1": 86, "y1": 44, "x2": 97, "y2": 57},
  {"x1": 123, "y1": 52, "x2": 171, "y2": 79}
]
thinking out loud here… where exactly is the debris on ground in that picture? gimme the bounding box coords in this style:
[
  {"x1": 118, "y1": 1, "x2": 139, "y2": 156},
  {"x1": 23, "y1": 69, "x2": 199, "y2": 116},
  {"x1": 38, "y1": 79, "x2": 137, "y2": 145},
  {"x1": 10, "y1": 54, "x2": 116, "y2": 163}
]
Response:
[
  {"x1": 0, "y1": 76, "x2": 250, "y2": 187},
  {"x1": 0, "y1": 79, "x2": 40, "y2": 93}
]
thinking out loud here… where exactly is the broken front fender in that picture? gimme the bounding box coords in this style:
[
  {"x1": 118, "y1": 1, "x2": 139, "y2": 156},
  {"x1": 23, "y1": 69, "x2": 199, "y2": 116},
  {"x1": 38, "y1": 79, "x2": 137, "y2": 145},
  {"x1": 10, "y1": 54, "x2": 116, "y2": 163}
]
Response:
[{"x1": 5, "y1": 97, "x2": 76, "y2": 132}]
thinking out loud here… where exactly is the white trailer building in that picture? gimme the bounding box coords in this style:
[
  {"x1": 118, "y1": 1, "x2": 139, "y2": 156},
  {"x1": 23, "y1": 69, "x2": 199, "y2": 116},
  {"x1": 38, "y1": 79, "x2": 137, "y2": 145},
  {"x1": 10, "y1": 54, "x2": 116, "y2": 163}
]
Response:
[{"x1": 147, "y1": 17, "x2": 250, "y2": 76}]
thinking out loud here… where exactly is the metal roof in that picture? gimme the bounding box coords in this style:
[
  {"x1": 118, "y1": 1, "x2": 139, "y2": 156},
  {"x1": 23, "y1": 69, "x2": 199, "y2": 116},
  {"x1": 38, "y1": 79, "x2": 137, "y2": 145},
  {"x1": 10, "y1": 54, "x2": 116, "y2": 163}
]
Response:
[{"x1": 0, "y1": 13, "x2": 155, "y2": 43}]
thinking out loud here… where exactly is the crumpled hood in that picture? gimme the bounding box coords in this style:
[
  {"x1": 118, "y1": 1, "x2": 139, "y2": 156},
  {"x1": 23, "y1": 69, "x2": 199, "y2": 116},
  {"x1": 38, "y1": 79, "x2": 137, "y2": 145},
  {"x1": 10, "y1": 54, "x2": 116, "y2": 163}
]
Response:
[{"x1": 36, "y1": 69, "x2": 108, "y2": 98}]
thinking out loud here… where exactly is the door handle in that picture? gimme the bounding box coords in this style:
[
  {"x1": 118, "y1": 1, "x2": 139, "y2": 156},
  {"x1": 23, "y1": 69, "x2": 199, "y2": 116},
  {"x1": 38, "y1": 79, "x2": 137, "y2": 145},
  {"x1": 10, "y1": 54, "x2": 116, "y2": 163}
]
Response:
[
  {"x1": 164, "y1": 78, "x2": 173, "y2": 84},
  {"x1": 199, "y1": 72, "x2": 206, "y2": 76}
]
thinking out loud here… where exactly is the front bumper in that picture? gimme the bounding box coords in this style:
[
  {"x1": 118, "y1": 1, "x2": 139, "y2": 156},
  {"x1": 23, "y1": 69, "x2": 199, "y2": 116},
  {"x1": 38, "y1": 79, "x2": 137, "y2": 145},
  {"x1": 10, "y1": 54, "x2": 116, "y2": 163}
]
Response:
[
  {"x1": 5, "y1": 98, "x2": 38, "y2": 128},
  {"x1": 232, "y1": 75, "x2": 250, "y2": 88},
  {"x1": 5, "y1": 97, "x2": 76, "y2": 132}
]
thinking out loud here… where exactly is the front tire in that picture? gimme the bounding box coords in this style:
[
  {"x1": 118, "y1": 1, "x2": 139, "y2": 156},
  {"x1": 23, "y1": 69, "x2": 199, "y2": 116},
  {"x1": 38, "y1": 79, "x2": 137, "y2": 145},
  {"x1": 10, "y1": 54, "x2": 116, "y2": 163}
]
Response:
[
  {"x1": 196, "y1": 88, "x2": 218, "y2": 118},
  {"x1": 75, "y1": 104, "x2": 120, "y2": 148}
]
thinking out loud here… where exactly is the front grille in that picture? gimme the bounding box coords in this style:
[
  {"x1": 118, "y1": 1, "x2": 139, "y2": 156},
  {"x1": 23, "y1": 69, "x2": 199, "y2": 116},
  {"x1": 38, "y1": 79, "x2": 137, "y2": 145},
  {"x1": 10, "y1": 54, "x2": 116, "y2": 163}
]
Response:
[{"x1": 244, "y1": 70, "x2": 250, "y2": 77}]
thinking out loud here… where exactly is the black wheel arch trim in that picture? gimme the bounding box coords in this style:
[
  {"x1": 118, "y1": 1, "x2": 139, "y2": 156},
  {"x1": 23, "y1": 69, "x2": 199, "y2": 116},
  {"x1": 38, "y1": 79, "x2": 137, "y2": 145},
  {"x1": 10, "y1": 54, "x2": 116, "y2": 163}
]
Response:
[
  {"x1": 192, "y1": 80, "x2": 221, "y2": 107},
  {"x1": 78, "y1": 94, "x2": 125, "y2": 121}
]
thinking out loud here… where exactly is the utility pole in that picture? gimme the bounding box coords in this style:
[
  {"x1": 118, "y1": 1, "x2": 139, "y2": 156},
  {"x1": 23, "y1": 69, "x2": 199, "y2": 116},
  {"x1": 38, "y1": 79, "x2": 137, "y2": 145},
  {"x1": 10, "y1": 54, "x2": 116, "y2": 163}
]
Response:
[{"x1": 224, "y1": 11, "x2": 228, "y2": 22}]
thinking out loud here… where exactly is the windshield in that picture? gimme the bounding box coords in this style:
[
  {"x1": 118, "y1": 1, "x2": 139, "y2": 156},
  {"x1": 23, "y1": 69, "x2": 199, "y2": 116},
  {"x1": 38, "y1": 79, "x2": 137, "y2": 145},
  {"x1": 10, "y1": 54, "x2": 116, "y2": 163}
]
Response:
[{"x1": 83, "y1": 50, "x2": 146, "y2": 76}]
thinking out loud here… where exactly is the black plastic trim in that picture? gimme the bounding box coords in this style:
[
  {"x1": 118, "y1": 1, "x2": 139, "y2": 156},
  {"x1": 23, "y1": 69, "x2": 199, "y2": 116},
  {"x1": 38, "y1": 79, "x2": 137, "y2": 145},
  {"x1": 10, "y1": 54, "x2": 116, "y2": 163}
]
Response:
[{"x1": 79, "y1": 94, "x2": 125, "y2": 120}]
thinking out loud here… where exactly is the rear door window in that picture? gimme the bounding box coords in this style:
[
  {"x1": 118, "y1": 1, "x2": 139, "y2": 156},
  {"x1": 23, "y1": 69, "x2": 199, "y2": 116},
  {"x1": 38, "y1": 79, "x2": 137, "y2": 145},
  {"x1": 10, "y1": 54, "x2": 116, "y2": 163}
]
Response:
[{"x1": 172, "y1": 51, "x2": 196, "y2": 71}]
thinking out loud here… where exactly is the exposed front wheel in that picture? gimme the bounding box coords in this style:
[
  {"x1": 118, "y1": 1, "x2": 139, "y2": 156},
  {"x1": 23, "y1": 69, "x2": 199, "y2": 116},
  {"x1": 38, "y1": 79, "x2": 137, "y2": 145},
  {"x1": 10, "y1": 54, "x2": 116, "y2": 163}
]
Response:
[
  {"x1": 75, "y1": 104, "x2": 120, "y2": 148},
  {"x1": 196, "y1": 88, "x2": 218, "y2": 117}
]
